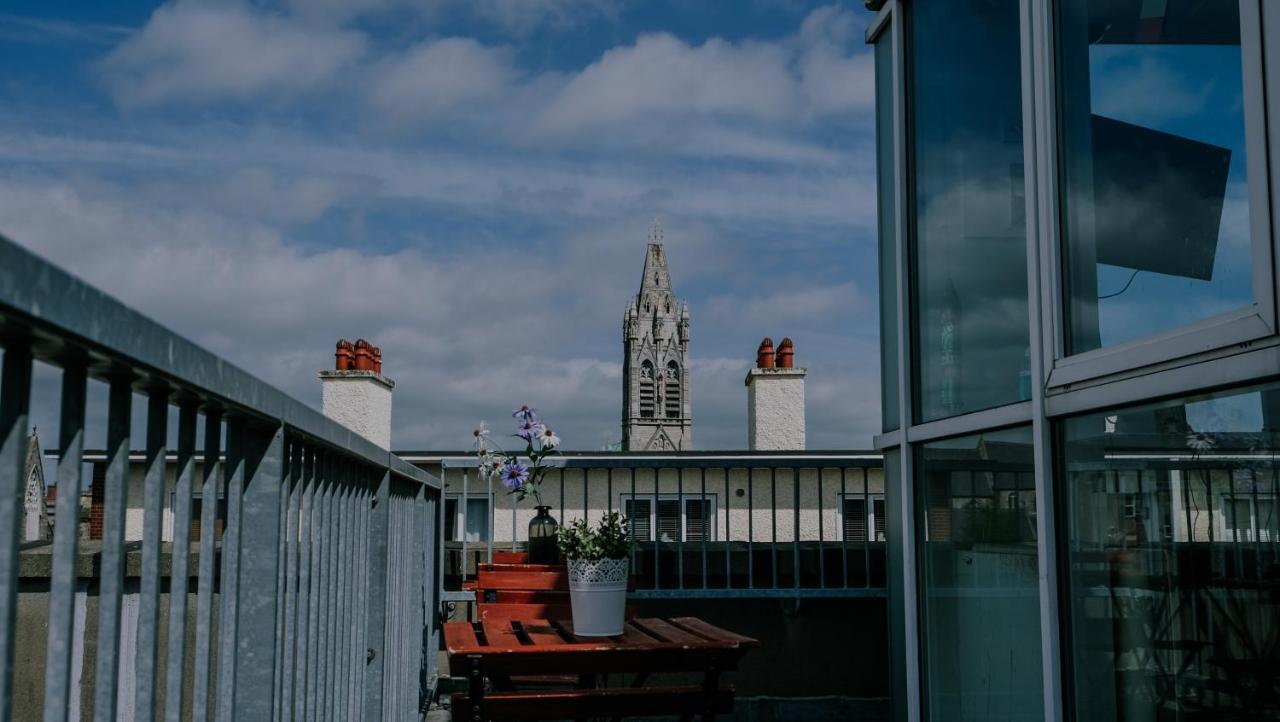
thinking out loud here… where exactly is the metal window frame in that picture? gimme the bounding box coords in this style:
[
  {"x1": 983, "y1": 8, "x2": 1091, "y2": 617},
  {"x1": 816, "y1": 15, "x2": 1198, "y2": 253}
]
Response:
[
  {"x1": 837, "y1": 493, "x2": 887, "y2": 543},
  {"x1": 443, "y1": 494, "x2": 491, "y2": 543},
  {"x1": 1042, "y1": 0, "x2": 1279, "y2": 389},
  {"x1": 619, "y1": 492, "x2": 718, "y2": 543}
]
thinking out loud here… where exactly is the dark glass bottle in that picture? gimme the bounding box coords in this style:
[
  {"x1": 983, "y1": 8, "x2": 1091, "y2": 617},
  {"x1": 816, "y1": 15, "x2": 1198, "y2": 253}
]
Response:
[{"x1": 528, "y1": 505, "x2": 559, "y2": 564}]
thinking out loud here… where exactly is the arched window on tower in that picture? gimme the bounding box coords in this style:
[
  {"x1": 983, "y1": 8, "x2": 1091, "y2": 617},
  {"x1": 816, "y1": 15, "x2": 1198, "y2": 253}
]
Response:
[
  {"x1": 639, "y1": 361, "x2": 655, "y2": 418},
  {"x1": 665, "y1": 361, "x2": 681, "y2": 419}
]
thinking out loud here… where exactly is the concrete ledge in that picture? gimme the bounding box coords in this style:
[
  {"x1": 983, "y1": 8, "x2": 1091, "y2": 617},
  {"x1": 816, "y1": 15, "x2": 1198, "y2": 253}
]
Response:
[{"x1": 18, "y1": 541, "x2": 220, "y2": 579}]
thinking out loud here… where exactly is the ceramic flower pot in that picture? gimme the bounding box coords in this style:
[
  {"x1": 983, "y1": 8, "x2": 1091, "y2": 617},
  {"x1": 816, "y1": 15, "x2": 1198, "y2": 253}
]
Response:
[{"x1": 566, "y1": 557, "x2": 629, "y2": 636}]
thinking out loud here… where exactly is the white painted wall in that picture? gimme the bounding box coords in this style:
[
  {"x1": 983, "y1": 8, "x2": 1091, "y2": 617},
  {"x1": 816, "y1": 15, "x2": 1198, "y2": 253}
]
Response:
[
  {"x1": 746, "y1": 368, "x2": 806, "y2": 451},
  {"x1": 319, "y1": 371, "x2": 394, "y2": 449},
  {"x1": 440, "y1": 465, "x2": 885, "y2": 544}
]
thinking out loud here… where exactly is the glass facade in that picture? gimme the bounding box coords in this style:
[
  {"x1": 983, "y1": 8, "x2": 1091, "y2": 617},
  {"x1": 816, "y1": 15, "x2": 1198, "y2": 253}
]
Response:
[
  {"x1": 877, "y1": 33, "x2": 899, "y2": 432},
  {"x1": 909, "y1": 0, "x2": 1030, "y2": 423},
  {"x1": 1061, "y1": 382, "x2": 1280, "y2": 720},
  {"x1": 874, "y1": 2, "x2": 1280, "y2": 721},
  {"x1": 918, "y1": 427, "x2": 1043, "y2": 721},
  {"x1": 1059, "y1": 0, "x2": 1255, "y2": 353}
]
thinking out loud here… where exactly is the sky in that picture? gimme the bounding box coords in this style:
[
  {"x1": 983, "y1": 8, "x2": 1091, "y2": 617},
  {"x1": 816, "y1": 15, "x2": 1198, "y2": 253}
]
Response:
[{"x1": 0, "y1": 0, "x2": 882, "y2": 453}]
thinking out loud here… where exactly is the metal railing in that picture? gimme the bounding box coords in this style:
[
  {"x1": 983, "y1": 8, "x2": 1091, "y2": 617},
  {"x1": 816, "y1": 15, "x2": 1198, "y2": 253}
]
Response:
[
  {"x1": 430, "y1": 453, "x2": 887, "y2": 601},
  {"x1": 0, "y1": 235, "x2": 441, "y2": 721}
]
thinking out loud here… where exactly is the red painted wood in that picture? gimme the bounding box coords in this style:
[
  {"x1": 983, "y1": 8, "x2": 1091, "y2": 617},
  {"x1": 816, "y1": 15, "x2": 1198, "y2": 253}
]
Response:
[
  {"x1": 476, "y1": 569, "x2": 569, "y2": 592},
  {"x1": 450, "y1": 686, "x2": 735, "y2": 721},
  {"x1": 669, "y1": 617, "x2": 758, "y2": 646},
  {"x1": 492, "y1": 550, "x2": 529, "y2": 564},
  {"x1": 478, "y1": 603, "x2": 574, "y2": 622}
]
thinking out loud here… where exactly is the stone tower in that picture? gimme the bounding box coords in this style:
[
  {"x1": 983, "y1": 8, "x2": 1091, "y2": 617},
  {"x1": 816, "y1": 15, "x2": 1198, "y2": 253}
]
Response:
[{"x1": 622, "y1": 226, "x2": 691, "y2": 451}]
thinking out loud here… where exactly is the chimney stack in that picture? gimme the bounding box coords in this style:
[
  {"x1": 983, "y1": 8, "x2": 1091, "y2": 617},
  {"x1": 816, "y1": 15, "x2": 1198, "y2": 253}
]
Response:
[
  {"x1": 746, "y1": 336, "x2": 806, "y2": 450},
  {"x1": 320, "y1": 338, "x2": 395, "y2": 449}
]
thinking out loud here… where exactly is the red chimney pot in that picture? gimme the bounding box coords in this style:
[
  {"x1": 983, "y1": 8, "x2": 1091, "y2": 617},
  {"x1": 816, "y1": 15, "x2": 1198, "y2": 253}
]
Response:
[
  {"x1": 335, "y1": 339, "x2": 355, "y2": 370},
  {"x1": 756, "y1": 337, "x2": 775, "y2": 368},
  {"x1": 372, "y1": 346, "x2": 383, "y2": 374},
  {"x1": 776, "y1": 337, "x2": 794, "y2": 368},
  {"x1": 354, "y1": 339, "x2": 374, "y2": 371}
]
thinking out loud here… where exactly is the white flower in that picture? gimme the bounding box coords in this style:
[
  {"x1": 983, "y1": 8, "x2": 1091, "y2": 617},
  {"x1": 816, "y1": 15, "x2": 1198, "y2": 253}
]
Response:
[
  {"x1": 472, "y1": 421, "x2": 490, "y2": 451},
  {"x1": 536, "y1": 426, "x2": 560, "y2": 449}
]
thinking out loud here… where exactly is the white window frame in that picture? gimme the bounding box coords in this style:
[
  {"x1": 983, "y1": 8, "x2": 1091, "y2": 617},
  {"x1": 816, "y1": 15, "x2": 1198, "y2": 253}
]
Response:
[
  {"x1": 1042, "y1": 0, "x2": 1279, "y2": 391},
  {"x1": 838, "y1": 493, "x2": 887, "y2": 543},
  {"x1": 1218, "y1": 493, "x2": 1277, "y2": 543},
  {"x1": 619, "y1": 493, "x2": 717, "y2": 542},
  {"x1": 444, "y1": 494, "x2": 491, "y2": 543}
]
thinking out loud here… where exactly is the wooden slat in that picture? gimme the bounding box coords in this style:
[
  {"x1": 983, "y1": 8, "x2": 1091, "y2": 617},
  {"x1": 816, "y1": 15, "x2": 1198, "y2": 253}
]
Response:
[
  {"x1": 479, "y1": 603, "x2": 573, "y2": 622},
  {"x1": 669, "y1": 617, "x2": 759, "y2": 646},
  {"x1": 493, "y1": 550, "x2": 529, "y2": 564},
  {"x1": 483, "y1": 591, "x2": 570, "y2": 605},
  {"x1": 510, "y1": 620, "x2": 570, "y2": 648},
  {"x1": 444, "y1": 622, "x2": 482, "y2": 651},
  {"x1": 479, "y1": 562, "x2": 564, "y2": 573},
  {"x1": 631, "y1": 618, "x2": 710, "y2": 646},
  {"x1": 450, "y1": 686, "x2": 734, "y2": 720},
  {"x1": 481, "y1": 619, "x2": 527, "y2": 651},
  {"x1": 476, "y1": 569, "x2": 569, "y2": 592}
]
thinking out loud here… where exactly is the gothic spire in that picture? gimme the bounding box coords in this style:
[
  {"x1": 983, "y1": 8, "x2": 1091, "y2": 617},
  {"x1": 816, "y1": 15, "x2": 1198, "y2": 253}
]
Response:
[{"x1": 640, "y1": 221, "x2": 671, "y2": 294}]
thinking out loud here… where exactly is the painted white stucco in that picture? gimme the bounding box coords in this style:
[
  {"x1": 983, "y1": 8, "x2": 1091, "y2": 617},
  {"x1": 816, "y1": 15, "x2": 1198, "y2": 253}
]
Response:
[
  {"x1": 746, "y1": 368, "x2": 806, "y2": 451},
  {"x1": 319, "y1": 371, "x2": 394, "y2": 450}
]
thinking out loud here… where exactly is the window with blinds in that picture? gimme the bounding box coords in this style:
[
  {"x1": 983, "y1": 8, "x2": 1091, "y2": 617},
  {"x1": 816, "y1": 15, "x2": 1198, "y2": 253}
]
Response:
[
  {"x1": 639, "y1": 361, "x2": 655, "y2": 418},
  {"x1": 843, "y1": 496, "x2": 886, "y2": 542},
  {"x1": 665, "y1": 361, "x2": 681, "y2": 418},
  {"x1": 622, "y1": 495, "x2": 715, "y2": 542}
]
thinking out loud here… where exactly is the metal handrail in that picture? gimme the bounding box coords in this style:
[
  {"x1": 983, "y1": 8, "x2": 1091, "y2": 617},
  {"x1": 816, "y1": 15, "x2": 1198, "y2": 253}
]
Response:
[{"x1": 0, "y1": 234, "x2": 438, "y2": 721}]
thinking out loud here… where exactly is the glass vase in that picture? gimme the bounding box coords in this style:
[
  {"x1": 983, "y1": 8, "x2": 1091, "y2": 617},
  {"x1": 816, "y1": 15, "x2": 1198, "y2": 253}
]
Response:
[{"x1": 528, "y1": 505, "x2": 559, "y2": 564}]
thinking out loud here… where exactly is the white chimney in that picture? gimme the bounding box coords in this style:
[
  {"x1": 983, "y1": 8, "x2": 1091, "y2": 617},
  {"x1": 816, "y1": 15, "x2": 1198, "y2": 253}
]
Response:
[
  {"x1": 746, "y1": 337, "x2": 806, "y2": 451},
  {"x1": 320, "y1": 338, "x2": 394, "y2": 449}
]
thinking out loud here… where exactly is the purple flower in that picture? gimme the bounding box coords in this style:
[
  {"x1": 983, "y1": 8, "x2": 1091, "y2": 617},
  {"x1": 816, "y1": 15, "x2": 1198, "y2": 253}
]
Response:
[
  {"x1": 512, "y1": 405, "x2": 538, "y2": 422},
  {"x1": 516, "y1": 418, "x2": 544, "y2": 442},
  {"x1": 500, "y1": 461, "x2": 529, "y2": 491}
]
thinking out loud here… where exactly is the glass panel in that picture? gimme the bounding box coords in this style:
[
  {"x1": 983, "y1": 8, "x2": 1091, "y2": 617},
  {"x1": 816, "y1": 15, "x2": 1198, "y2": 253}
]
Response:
[
  {"x1": 1059, "y1": 0, "x2": 1254, "y2": 354},
  {"x1": 909, "y1": 0, "x2": 1030, "y2": 423},
  {"x1": 625, "y1": 498, "x2": 652, "y2": 541},
  {"x1": 464, "y1": 498, "x2": 489, "y2": 542},
  {"x1": 444, "y1": 498, "x2": 458, "y2": 541},
  {"x1": 1061, "y1": 381, "x2": 1280, "y2": 721},
  {"x1": 845, "y1": 498, "x2": 868, "y2": 542},
  {"x1": 918, "y1": 426, "x2": 1042, "y2": 721},
  {"x1": 656, "y1": 499, "x2": 681, "y2": 542},
  {"x1": 877, "y1": 33, "x2": 900, "y2": 431},
  {"x1": 684, "y1": 498, "x2": 711, "y2": 541}
]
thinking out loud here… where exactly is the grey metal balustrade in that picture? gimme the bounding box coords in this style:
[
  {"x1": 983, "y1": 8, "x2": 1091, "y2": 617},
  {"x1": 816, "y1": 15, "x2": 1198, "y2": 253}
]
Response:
[
  {"x1": 0, "y1": 235, "x2": 441, "y2": 721},
  {"x1": 429, "y1": 453, "x2": 887, "y2": 602}
]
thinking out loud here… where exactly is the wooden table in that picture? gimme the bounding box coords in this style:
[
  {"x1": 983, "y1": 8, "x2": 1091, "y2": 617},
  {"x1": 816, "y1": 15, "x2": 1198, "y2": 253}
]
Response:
[{"x1": 445, "y1": 616, "x2": 758, "y2": 721}]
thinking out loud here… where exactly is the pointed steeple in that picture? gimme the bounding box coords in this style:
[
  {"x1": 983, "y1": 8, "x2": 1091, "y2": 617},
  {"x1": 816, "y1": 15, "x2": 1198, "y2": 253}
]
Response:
[{"x1": 640, "y1": 221, "x2": 671, "y2": 294}]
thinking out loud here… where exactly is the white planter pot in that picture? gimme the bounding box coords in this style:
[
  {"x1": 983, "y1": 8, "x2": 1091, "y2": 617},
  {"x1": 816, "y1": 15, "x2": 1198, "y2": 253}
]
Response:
[{"x1": 566, "y1": 557, "x2": 629, "y2": 636}]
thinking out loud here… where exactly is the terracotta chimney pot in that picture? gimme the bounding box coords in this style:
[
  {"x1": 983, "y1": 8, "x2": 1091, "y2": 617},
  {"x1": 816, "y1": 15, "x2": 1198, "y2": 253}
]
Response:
[
  {"x1": 776, "y1": 337, "x2": 794, "y2": 368},
  {"x1": 756, "y1": 337, "x2": 775, "y2": 369},
  {"x1": 335, "y1": 339, "x2": 355, "y2": 371},
  {"x1": 354, "y1": 339, "x2": 374, "y2": 371},
  {"x1": 372, "y1": 346, "x2": 383, "y2": 374}
]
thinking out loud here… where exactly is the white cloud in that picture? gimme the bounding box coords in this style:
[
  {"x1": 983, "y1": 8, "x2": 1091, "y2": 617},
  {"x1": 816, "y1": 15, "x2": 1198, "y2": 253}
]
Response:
[
  {"x1": 1089, "y1": 51, "x2": 1213, "y2": 128},
  {"x1": 369, "y1": 38, "x2": 520, "y2": 124},
  {"x1": 533, "y1": 33, "x2": 798, "y2": 136},
  {"x1": 100, "y1": 1, "x2": 366, "y2": 107}
]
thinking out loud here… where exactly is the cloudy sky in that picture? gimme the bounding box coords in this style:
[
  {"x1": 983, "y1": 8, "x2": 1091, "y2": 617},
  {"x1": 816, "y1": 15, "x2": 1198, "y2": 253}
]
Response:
[{"x1": 0, "y1": 0, "x2": 881, "y2": 452}]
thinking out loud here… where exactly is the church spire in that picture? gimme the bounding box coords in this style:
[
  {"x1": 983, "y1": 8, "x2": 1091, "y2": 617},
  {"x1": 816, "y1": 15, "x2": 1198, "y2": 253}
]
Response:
[
  {"x1": 622, "y1": 222, "x2": 691, "y2": 451},
  {"x1": 640, "y1": 222, "x2": 671, "y2": 294}
]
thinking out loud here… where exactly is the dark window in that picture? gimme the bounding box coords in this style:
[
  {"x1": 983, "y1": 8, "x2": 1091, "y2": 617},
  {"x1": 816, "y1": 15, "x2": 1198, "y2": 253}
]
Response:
[
  {"x1": 1059, "y1": 0, "x2": 1253, "y2": 354},
  {"x1": 910, "y1": 0, "x2": 1030, "y2": 423}
]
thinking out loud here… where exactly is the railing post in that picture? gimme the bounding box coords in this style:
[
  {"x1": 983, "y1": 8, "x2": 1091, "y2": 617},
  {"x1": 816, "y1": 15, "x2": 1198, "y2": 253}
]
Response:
[
  {"x1": 134, "y1": 386, "x2": 170, "y2": 722},
  {"x1": 421, "y1": 483, "x2": 440, "y2": 706},
  {"x1": 0, "y1": 342, "x2": 32, "y2": 722},
  {"x1": 232, "y1": 423, "x2": 285, "y2": 719},
  {"x1": 363, "y1": 468, "x2": 391, "y2": 719}
]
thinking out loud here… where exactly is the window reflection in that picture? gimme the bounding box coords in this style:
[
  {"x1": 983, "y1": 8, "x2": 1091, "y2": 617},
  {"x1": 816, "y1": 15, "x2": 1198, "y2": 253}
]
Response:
[
  {"x1": 877, "y1": 35, "x2": 900, "y2": 432},
  {"x1": 1059, "y1": 0, "x2": 1254, "y2": 353},
  {"x1": 1062, "y1": 382, "x2": 1280, "y2": 720},
  {"x1": 918, "y1": 426, "x2": 1043, "y2": 721},
  {"x1": 910, "y1": 0, "x2": 1030, "y2": 422}
]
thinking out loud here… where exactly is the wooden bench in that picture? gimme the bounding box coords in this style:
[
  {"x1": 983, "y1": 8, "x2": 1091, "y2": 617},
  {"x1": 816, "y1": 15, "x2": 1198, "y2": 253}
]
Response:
[{"x1": 445, "y1": 617, "x2": 757, "y2": 721}]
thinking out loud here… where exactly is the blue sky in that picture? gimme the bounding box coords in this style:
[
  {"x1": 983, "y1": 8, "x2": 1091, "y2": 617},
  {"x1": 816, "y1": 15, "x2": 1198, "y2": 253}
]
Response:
[{"x1": 0, "y1": 0, "x2": 881, "y2": 451}]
